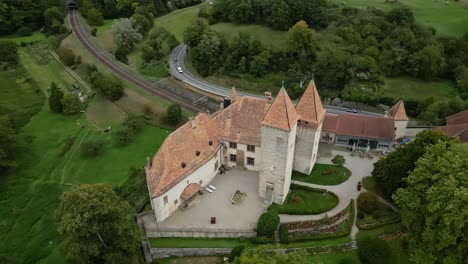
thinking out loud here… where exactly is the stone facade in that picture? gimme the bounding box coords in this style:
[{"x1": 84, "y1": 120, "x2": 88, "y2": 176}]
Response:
[
  {"x1": 293, "y1": 123, "x2": 322, "y2": 175},
  {"x1": 258, "y1": 123, "x2": 297, "y2": 205},
  {"x1": 394, "y1": 120, "x2": 409, "y2": 139}
]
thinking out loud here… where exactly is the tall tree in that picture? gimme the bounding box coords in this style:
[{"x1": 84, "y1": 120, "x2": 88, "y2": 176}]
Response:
[
  {"x1": 166, "y1": 103, "x2": 182, "y2": 125},
  {"x1": 0, "y1": 40, "x2": 18, "y2": 65},
  {"x1": 268, "y1": 0, "x2": 291, "y2": 30},
  {"x1": 61, "y1": 94, "x2": 81, "y2": 114},
  {"x1": 48, "y1": 82, "x2": 64, "y2": 113},
  {"x1": 93, "y1": 75, "x2": 124, "y2": 101},
  {"x1": 371, "y1": 130, "x2": 453, "y2": 199},
  {"x1": 286, "y1": 20, "x2": 319, "y2": 72},
  {"x1": 111, "y1": 18, "x2": 142, "y2": 54},
  {"x1": 393, "y1": 142, "x2": 468, "y2": 264},
  {"x1": 57, "y1": 183, "x2": 140, "y2": 263},
  {"x1": 87, "y1": 8, "x2": 104, "y2": 26},
  {"x1": 409, "y1": 45, "x2": 446, "y2": 81},
  {"x1": 192, "y1": 31, "x2": 227, "y2": 76}
]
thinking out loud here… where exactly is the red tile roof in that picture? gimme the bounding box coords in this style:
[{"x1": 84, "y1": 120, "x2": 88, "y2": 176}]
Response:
[
  {"x1": 180, "y1": 183, "x2": 202, "y2": 200},
  {"x1": 386, "y1": 100, "x2": 409, "y2": 121},
  {"x1": 295, "y1": 80, "x2": 326, "y2": 128},
  {"x1": 432, "y1": 124, "x2": 468, "y2": 143},
  {"x1": 261, "y1": 88, "x2": 300, "y2": 131},
  {"x1": 446, "y1": 110, "x2": 468, "y2": 125},
  {"x1": 323, "y1": 113, "x2": 395, "y2": 140},
  {"x1": 230, "y1": 87, "x2": 238, "y2": 101}
]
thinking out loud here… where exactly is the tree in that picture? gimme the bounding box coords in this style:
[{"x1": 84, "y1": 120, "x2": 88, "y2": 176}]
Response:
[
  {"x1": 0, "y1": 40, "x2": 18, "y2": 65},
  {"x1": 192, "y1": 31, "x2": 227, "y2": 76},
  {"x1": 166, "y1": 103, "x2": 182, "y2": 125},
  {"x1": 57, "y1": 183, "x2": 140, "y2": 263},
  {"x1": 371, "y1": 130, "x2": 453, "y2": 199},
  {"x1": 0, "y1": 115, "x2": 18, "y2": 174},
  {"x1": 331, "y1": 154, "x2": 345, "y2": 168},
  {"x1": 287, "y1": 20, "x2": 319, "y2": 72},
  {"x1": 250, "y1": 50, "x2": 271, "y2": 77},
  {"x1": 86, "y1": 8, "x2": 104, "y2": 26},
  {"x1": 114, "y1": 47, "x2": 129, "y2": 64},
  {"x1": 111, "y1": 18, "x2": 142, "y2": 54},
  {"x1": 131, "y1": 13, "x2": 151, "y2": 36},
  {"x1": 256, "y1": 211, "x2": 279, "y2": 237},
  {"x1": 314, "y1": 49, "x2": 351, "y2": 92},
  {"x1": 44, "y1": 6, "x2": 65, "y2": 34},
  {"x1": 393, "y1": 142, "x2": 467, "y2": 264},
  {"x1": 268, "y1": 0, "x2": 292, "y2": 30},
  {"x1": 48, "y1": 82, "x2": 64, "y2": 113},
  {"x1": 409, "y1": 45, "x2": 446, "y2": 81},
  {"x1": 357, "y1": 192, "x2": 377, "y2": 214},
  {"x1": 57, "y1": 47, "x2": 76, "y2": 66},
  {"x1": 183, "y1": 18, "x2": 210, "y2": 48},
  {"x1": 80, "y1": 138, "x2": 105, "y2": 158},
  {"x1": 358, "y1": 238, "x2": 392, "y2": 264},
  {"x1": 93, "y1": 75, "x2": 124, "y2": 101},
  {"x1": 61, "y1": 94, "x2": 81, "y2": 114},
  {"x1": 385, "y1": 8, "x2": 415, "y2": 28},
  {"x1": 236, "y1": 246, "x2": 308, "y2": 264}
]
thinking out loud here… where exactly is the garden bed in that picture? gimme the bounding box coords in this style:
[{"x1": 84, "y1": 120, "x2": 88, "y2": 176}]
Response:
[
  {"x1": 230, "y1": 190, "x2": 246, "y2": 205},
  {"x1": 280, "y1": 200, "x2": 355, "y2": 242},
  {"x1": 269, "y1": 184, "x2": 339, "y2": 215},
  {"x1": 357, "y1": 200, "x2": 401, "y2": 230},
  {"x1": 292, "y1": 164, "x2": 351, "y2": 185}
]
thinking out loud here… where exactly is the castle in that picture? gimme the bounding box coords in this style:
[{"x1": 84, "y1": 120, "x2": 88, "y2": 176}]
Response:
[{"x1": 145, "y1": 80, "x2": 408, "y2": 223}]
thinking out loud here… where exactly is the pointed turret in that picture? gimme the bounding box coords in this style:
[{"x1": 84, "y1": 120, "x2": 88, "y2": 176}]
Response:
[
  {"x1": 295, "y1": 80, "x2": 326, "y2": 127},
  {"x1": 261, "y1": 87, "x2": 299, "y2": 131},
  {"x1": 230, "y1": 87, "x2": 238, "y2": 102},
  {"x1": 386, "y1": 100, "x2": 409, "y2": 121}
]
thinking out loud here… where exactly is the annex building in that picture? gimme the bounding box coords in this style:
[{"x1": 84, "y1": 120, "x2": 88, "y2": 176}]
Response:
[{"x1": 145, "y1": 80, "x2": 410, "y2": 223}]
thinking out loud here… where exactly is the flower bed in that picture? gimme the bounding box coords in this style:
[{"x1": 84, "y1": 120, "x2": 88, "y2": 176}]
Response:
[
  {"x1": 282, "y1": 200, "x2": 355, "y2": 242},
  {"x1": 231, "y1": 190, "x2": 246, "y2": 205},
  {"x1": 356, "y1": 196, "x2": 401, "y2": 230}
]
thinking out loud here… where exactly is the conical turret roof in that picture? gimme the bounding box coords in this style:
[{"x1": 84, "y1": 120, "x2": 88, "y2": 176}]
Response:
[
  {"x1": 386, "y1": 100, "x2": 408, "y2": 121},
  {"x1": 295, "y1": 80, "x2": 326, "y2": 127},
  {"x1": 230, "y1": 87, "x2": 237, "y2": 101},
  {"x1": 261, "y1": 87, "x2": 299, "y2": 131}
]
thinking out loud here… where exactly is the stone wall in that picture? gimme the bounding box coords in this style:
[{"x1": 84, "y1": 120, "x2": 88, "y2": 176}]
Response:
[
  {"x1": 145, "y1": 227, "x2": 256, "y2": 238},
  {"x1": 151, "y1": 248, "x2": 231, "y2": 259}
]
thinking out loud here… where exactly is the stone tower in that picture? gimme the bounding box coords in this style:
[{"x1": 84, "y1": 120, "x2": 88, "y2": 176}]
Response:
[
  {"x1": 293, "y1": 80, "x2": 326, "y2": 175},
  {"x1": 385, "y1": 100, "x2": 409, "y2": 140},
  {"x1": 259, "y1": 87, "x2": 300, "y2": 205}
]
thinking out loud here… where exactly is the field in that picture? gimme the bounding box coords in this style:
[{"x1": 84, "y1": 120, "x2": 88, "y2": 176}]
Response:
[
  {"x1": 381, "y1": 77, "x2": 458, "y2": 100},
  {"x1": 329, "y1": 0, "x2": 468, "y2": 37},
  {"x1": 292, "y1": 164, "x2": 351, "y2": 185}
]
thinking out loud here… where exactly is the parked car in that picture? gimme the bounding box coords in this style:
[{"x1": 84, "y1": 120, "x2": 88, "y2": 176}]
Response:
[
  {"x1": 347, "y1": 108, "x2": 358, "y2": 113},
  {"x1": 177, "y1": 67, "x2": 183, "y2": 73},
  {"x1": 357, "y1": 181, "x2": 362, "y2": 191}
]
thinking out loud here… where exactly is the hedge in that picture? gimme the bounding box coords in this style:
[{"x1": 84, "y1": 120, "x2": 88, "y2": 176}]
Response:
[
  {"x1": 256, "y1": 211, "x2": 279, "y2": 237},
  {"x1": 279, "y1": 225, "x2": 289, "y2": 244},
  {"x1": 228, "y1": 246, "x2": 245, "y2": 262}
]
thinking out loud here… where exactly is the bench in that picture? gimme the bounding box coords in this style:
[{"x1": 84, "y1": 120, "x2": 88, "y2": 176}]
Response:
[
  {"x1": 205, "y1": 188, "x2": 213, "y2": 193},
  {"x1": 209, "y1": 184, "x2": 216, "y2": 190}
]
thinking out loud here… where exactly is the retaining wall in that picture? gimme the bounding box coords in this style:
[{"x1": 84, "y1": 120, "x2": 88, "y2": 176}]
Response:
[
  {"x1": 151, "y1": 248, "x2": 231, "y2": 259},
  {"x1": 145, "y1": 227, "x2": 256, "y2": 238}
]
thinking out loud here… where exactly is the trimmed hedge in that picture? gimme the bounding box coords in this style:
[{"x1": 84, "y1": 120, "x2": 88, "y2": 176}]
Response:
[
  {"x1": 357, "y1": 192, "x2": 377, "y2": 214},
  {"x1": 228, "y1": 246, "x2": 245, "y2": 262},
  {"x1": 256, "y1": 211, "x2": 279, "y2": 237},
  {"x1": 358, "y1": 238, "x2": 391, "y2": 264},
  {"x1": 250, "y1": 236, "x2": 276, "y2": 244},
  {"x1": 279, "y1": 225, "x2": 289, "y2": 244}
]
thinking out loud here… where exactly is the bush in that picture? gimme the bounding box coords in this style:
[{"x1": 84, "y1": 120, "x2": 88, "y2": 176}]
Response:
[
  {"x1": 166, "y1": 103, "x2": 182, "y2": 125},
  {"x1": 80, "y1": 138, "x2": 105, "y2": 158},
  {"x1": 256, "y1": 211, "x2": 279, "y2": 237},
  {"x1": 357, "y1": 192, "x2": 377, "y2": 214},
  {"x1": 57, "y1": 47, "x2": 76, "y2": 66},
  {"x1": 279, "y1": 225, "x2": 289, "y2": 244},
  {"x1": 358, "y1": 238, "x2": 391, "y2": 264},
  {"x1": 250, "y1": 236, "x2": 275, "y2": 244},
  {"x1": 357, "y1": 211, "x2": 364, "y2": 220},
  {"x1": 115, "y1": 127, "x2": 134, "y2": 146},
  {"x1": 228, "y1": 246, "x2": 245, "y2": 262},
  {"x1": 17, "y1": 27, "x2": 33, "y2": 36},
  {"x1": 331, "y1": 154, "x2": 346, "y2": 167},
  {"x1": 61, "y1": 93, "x2": 81, "y2": 114},
  {"x1": 91, "y1": 28, "x2": 98, "y2": 36}
]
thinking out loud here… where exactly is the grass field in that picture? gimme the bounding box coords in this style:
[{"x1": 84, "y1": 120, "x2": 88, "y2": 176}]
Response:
[
  {"x1": 1, "y1": 32, "x2": 47, "y2": 43},
  {"x1": 270, "y1": 186, "x2": 339, "y2": 214},
  {"x1": 381, "y1": 77, "x2": 458, "y2": 100},
  {"x1": 292, "y1": 164, "x2": 351, "y2": 185},
  {"x1": 330, "y1": 0, "x2": 468, "y2": 37}
]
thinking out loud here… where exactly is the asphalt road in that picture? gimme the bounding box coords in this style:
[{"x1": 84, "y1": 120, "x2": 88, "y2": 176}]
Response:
[
  {"x1": 170, "y1": 44, "x2": 383, "y2": 117},
  {"x1": 69, "y1": 10, "x2": 202, "y2": 113}
]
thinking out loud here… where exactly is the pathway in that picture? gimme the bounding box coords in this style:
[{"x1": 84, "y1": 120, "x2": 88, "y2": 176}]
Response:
[{"x1": 279, "y1": 145, "x2": 377, "y2": 238}]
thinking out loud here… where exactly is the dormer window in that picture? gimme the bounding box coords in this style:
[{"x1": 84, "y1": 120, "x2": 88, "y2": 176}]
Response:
[
  {"x1": 208, "y1": 140, "x2": 213, "y2": 146},
  {"x1": 298, "y1": 120, "x2": 301, "y2": 123},
  {"x1": 181, "y1": 162, "x2": 186, "y2": 168},
  {"x1": 195, "y1": 151, "x2": 200, "y2": 156}
]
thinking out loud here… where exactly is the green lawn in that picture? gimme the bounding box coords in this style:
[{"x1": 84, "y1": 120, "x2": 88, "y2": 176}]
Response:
[
  {"x1": 64, "y1": 124, "x2": 170, "y2": 185},
  {"x1": 149, "y1": 238, "x2": 252, "y2": 248},
  {"x1": 0, "y1": 32, "x2": 47, "y2": 43},
  {"x1": 292, "y1": 164, "x2": 351, "y2": 185},
  {"x1": 330, "y1": 0, "x2": 468, "y2": 37},
  {"x1": 211, "y1": 22, "x2": 288, "y2": 50},
  {"x1": 152, "y1": 2, "x2": 208, "y2": 42},
  {"x1": 381, "y1": 77, "x2": 458, "y2": 101},
  {"x1": 270, "y1": 185, "x2": 339, "y2": 214}
]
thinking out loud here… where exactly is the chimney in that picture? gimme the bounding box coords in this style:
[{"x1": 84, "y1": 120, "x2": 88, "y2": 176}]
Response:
[
  {"x1": 220, "y1": 102, "x2": 224, "y2": 110},
  {"x1": 190, "y1": 117, "x2": 196, "y2": 129},
  {"x1": 264, "y1": 91, "x2": 273, "y2": 103}
]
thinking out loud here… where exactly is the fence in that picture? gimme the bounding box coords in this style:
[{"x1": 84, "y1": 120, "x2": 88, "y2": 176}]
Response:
[{"x1": 145, "y1": 227, "x2": 256, "y2": 238}]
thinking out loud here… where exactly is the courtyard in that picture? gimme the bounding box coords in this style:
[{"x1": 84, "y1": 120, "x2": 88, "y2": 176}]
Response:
[{"x1": 142, "y1": 169, "x2": 267, "y2": 230}]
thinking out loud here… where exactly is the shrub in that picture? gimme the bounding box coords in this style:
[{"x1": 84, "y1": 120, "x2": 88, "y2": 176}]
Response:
[
  {"x1": 256, "y1": 211, "x2": 280, "y2": 237},
  {"x1": 331, "y1": 154, "x2": 346, "y2": 167},
  {"x1": 228, "y1": 246, "x2": 245, "y2": 262},
  {"x1": 80, "y1": 138, "x2": 105, "y2": 158},
  {"x1": 166, "y1": 103, "x2": 182, "y2": 125},
  {"x1": 57, "y1": 47, "x2": 76, "y2": 66},
  {"x1": 357, "y1": 211, "x2": 364, "y2": 220},
  {"x1": 91, "y1": 28, "x2": 98, "y2": 36},
  {"x1": 61, "y1": 93, "x2": 81, "y2": 114},
  {"x1": 357, "y1": 192, "x2": 377, "y2": 214},
  {"x1": 279, "y1": 225, "x2": 289, "y2": 244},
  {"x1": 115, "y1": 127, "x2": 134, "y2": 146},
  {"x1": 250, "y1": 236, "x2": 275, "y2": 244},
  {"x1": 115, "y1": 47, "x2": 129, "y2": 64},
  {"x1": 358, "y1": 238, "x2": 391, "y2": 264},
  {"x1": 17, "y1": 27, "x2": 33, "y2": 36}
]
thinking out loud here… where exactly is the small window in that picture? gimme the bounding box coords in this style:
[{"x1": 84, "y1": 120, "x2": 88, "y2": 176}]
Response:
[
  {"x1": 187, "y1": 180, "x2": 189, "y2": 185},
  {"x1": 214, "y1": 160, "x2": 219, "y2": 171},
  {"x1": 163, "y1": 196, "x2": 168, "y2": 205},
  {"x1": 247, "y1": 145, "x2": 255, "y2": 152},
  {"x1": 229, "y1": 142, "x2": 237, "y2": 149},
  {"x1": 230, "y1": 154, "x2": 237, "y2": 162},
  {"x1": 199, "y1": 180, "x2": 202, "y2": 185},
  {"x1": 247, "y1": 157, "x2": 255, "y2": 166},
  {"x1": 174, "y1": 199, "x2": 178, "y2": 205}
]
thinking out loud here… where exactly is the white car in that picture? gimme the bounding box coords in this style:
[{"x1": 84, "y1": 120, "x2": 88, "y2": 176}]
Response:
[{"x1": 177, "y1": 67, "x2": 183, "y2": 73}]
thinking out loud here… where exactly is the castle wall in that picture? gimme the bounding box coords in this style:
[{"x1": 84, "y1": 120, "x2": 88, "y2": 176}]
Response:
[
  {"x1": 293, "y1": 123, "x2": 322, "y2": 175},
  {"x1": 224, "y1": 142, "x2": 262, "y2": 171},
  {"x1": 259, "y1": 124, "x2": 297, "y2": 205},
  {"x1": 151, "y1": 149, "x2": 222, "y2": 223},
  {"x1": 394, "y1": 120, "x2": 408, "y2": 139}
]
